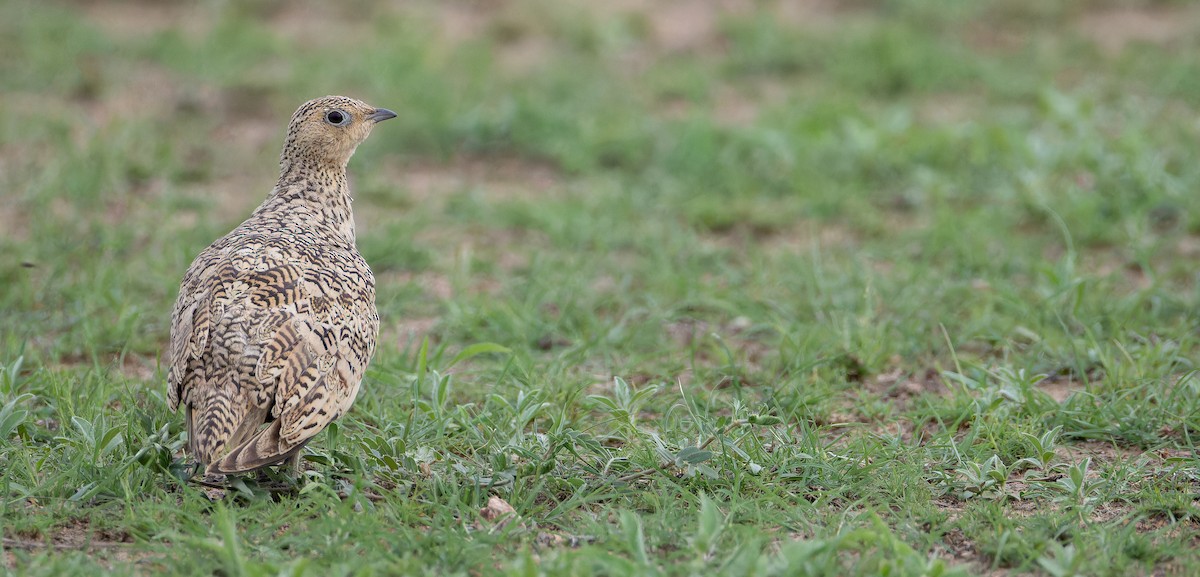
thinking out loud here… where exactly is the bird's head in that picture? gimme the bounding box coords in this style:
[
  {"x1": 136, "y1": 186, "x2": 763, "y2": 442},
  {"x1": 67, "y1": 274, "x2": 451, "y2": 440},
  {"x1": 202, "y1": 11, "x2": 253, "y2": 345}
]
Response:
[{"x1": 281, "y1": 95, "x2": 396, "y2": 170}]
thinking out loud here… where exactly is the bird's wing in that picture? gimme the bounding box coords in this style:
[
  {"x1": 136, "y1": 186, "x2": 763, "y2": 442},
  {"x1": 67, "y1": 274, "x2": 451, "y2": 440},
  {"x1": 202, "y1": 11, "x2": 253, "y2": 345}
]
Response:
[
  {"x1": 167, "y1": 245, "x2": 224, "y2": 413},
  {"x1": 209, "y1": 246, "x2": 379, "y2": 474},
  {"x1": 169, "y1": 236, "x2": 289, "y2": 463}
]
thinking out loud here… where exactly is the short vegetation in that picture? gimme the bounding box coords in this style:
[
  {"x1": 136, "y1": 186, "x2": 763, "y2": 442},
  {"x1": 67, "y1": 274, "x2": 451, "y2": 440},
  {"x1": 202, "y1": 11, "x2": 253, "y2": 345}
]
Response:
[{"x1": 2, "y1": 0, "x2": 1199, "y2": 575}]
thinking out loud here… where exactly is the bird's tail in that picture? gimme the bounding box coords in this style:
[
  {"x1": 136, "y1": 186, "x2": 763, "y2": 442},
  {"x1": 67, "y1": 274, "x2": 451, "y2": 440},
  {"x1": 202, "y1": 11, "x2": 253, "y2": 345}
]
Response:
[
  {"x1": 188, "y1": 390, "x2": 271, "y2": 472},
  {"x1": 208, "y1": 419, "x2": 305, "y2": 474}
]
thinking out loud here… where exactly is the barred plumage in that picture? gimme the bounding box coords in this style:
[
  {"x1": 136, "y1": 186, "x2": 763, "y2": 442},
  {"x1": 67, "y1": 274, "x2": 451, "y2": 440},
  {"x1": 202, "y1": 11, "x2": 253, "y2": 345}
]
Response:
[{"x1": 167, "y1": 96, "x2": 394, "y2": 475}]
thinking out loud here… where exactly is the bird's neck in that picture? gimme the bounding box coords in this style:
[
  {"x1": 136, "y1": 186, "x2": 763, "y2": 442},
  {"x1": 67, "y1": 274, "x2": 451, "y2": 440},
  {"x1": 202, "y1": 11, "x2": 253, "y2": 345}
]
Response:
[{"x1": 262, "y1": 159, "x2": 357, "y2": 243}]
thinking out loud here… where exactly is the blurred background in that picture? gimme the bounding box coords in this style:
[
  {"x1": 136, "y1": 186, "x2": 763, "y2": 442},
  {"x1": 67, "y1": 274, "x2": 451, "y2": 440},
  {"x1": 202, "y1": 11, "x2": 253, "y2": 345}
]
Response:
[{"x1": 3, "y1": 0, "x2": 1200, "y2": 382}]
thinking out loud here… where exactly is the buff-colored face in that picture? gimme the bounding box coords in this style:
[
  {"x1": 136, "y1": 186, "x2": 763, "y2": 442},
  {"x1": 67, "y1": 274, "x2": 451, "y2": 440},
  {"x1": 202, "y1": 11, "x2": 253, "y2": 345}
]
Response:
[{"x1": 284, "y1": 95, "x2": 396, "y2": 166}]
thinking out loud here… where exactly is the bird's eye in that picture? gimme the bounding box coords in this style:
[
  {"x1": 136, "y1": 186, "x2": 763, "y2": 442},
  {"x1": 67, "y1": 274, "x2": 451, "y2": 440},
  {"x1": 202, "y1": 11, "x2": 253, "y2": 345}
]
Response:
[{"x1": 324, "y1": 109, "x2": 351, "y2": 126}]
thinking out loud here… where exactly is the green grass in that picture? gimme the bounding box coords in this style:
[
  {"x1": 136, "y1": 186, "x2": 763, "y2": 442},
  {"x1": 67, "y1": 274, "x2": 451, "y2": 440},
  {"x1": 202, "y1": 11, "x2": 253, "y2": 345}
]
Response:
[{"x1": 3, "y1": 0, "x2": 1200, "y2": 575}]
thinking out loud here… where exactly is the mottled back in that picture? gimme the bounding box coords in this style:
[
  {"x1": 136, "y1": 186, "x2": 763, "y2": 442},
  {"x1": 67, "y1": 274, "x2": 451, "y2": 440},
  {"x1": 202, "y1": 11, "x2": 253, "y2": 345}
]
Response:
[{"x1": 167, "y1": 96, "x2": 395, "y2": 474}]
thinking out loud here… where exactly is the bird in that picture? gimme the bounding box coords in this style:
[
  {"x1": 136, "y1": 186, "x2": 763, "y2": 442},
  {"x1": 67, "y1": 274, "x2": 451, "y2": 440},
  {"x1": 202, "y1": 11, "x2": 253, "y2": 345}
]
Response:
[{"x1": 167, "y1": 95, "x2": 394, "y2": 476}]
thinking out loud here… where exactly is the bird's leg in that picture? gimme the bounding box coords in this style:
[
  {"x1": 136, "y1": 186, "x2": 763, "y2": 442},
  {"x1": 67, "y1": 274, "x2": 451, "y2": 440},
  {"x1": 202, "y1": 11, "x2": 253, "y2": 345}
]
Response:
[
  {"x1": 185, "y1": 459, "x2": 202, "y2": 481},
  {"x1": 194, "y1": 471, "x2": 229, "y2": 489},
  {"x1": 286, "y1": 452, "x2": 303, "y2": 477}
]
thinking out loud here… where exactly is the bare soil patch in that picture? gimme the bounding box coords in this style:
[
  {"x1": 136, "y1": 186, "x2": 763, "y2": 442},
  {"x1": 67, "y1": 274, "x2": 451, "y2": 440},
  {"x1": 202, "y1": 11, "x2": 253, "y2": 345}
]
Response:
[
  {"x1": 80, "y1": 0, "x2": 378, "y2": 47},
  {"x1": 593, "y1": 0, "x2": 860, "y2": 40},
  {"x1": 387, "y1": 155, "x2": 562, "y2": 206},
  {"x1": 1057, "y1": 440, "x2": 1144, "y2": 468},
  {"x1": 384, "y1": 271, "x2": 454, "y2": 302},
  {"x1": 78, "y1": 0, "x2": 210, "y2": 40},
  {"x1": 2, "y1": 517, "x2": 144, "y2": 568},
  {"x1": 44, "y1": 351, "x2": 158, "y2": 384},
  {"x1": 703, "y1": 218, "x2": 862, "y2": 258},
  {"x1": 430, "y1": 0, "x2": 860, "y2": 77},
  {"x1": 916, "y1": 92, "x2": 985, "y2": 126},
  {"x1": 713, "y1": 80, "x2": 791, "y2": 126},
  {"x1": 269, "y1": 1, "x2": 379, "y2": 47},
  {"x1": 0, "y1": 201, "x2": 31, "y2": 244},
  {"x1": 78, "y1": 62, "x2": 189, "y2": 126},
  {"x1": 431, "y1": 1, "x2": 558, "y2": 74},
  {"x1": 660, "y1": 78, "x2": 792, "y2": 126},
  {"x1": 963, "y1": 19, "x2": 1028, "y2": 54},
  {"x1": 169, "y1": 86, "x2": 286, "y2": 222},
  {"x1": 1077, "y1": 4, "x2": 1198, "y2": 55},
  {"x1": 1038, "y1": 375, "x2": 1084, "y2": 404},
  {"x1": 382, "y1": 315, "x2": 441, "y2": 353},
  {"x1": 646, "y1": 0, "x2": 726, "y2": 54},
  {"x1": 7, "y1": 55, "x2": 271, "y2": 227},
  {"x1": 1081, "y1": 247, "x2": 1154, "y2": 293},
  {"x1": 663, "y1": 316, "x2": 775, "y2": 378},
  {"x1": 934, "y1": 527, "x2": 979, "y2": 566},
  {"x1": 868, "y1": 366, "x2": 946, "y2": 403}
]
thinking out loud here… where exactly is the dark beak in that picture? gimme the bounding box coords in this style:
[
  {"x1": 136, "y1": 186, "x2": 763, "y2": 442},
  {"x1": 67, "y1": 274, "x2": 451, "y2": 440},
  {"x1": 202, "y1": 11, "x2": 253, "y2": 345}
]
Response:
[{"x1": 367, "y1": 108, "x2": 397, "y2": 123}]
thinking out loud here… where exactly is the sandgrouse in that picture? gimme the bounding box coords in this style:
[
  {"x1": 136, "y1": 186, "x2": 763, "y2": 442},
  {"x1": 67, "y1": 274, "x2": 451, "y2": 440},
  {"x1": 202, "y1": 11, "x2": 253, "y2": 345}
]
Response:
[{"x1": 167, "y1": 96, "x2": 393, "y2": 475}]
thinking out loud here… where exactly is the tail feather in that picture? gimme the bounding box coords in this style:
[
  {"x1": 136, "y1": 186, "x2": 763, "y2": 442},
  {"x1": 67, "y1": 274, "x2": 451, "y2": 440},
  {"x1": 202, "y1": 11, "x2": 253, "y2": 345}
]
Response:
[
  {"x1": 188, "y1": 393, "x2": 271, "y2": 467},
  {"x1": 209, "y1": 419, "x2": 305, "y2": 474},
  {"x1": 186, "y1": 406, "x2": 197, "y2": 457}
]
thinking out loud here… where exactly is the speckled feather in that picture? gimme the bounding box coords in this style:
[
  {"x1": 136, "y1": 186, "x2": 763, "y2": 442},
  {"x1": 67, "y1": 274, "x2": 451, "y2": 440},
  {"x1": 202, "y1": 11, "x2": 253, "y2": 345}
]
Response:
[{"x1": 167, "y1": 96, "x2": 393, "y2": 475}]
